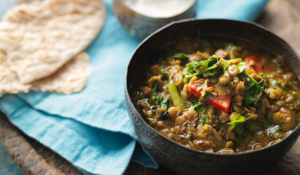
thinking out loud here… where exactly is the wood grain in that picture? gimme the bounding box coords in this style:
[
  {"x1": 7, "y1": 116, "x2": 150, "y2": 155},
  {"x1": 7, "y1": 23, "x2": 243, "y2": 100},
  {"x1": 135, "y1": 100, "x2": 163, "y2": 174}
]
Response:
[
  {"x1": 0, "y1": 113, "x2": 82, "y2": 175},
  {"x1": 257, "y1": 0, "x2": 300, "y2": 54},
  {"x1": 1, "y1": 0, "x2": 300, "y2": 175}
]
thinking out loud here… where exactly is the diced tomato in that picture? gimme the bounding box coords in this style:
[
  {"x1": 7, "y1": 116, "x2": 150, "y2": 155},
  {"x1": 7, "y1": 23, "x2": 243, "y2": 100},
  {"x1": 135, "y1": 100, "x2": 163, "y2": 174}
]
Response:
[
  {"x1": 244, "y1": 56, "x2": 270, "y2": 74},
  {"x1": 189, "y1": 82, "x2": 201, "y2": 98},
  {"x1": 206, "y1": 95, "x2": 231, "y2": 113}
]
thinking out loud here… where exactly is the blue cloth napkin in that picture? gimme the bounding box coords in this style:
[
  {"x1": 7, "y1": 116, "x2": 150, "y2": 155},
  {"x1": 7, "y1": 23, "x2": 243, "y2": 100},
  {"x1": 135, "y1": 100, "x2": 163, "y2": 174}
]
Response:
[{"x1": 0, "y1": 0, "x2": 268, "y2": 174}]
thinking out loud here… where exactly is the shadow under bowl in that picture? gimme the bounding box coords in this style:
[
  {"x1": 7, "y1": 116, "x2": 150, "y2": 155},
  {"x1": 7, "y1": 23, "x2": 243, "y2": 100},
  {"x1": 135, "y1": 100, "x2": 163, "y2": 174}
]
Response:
[{"x1": 125, "y1": 19, "x2": 300, "y2": 175}]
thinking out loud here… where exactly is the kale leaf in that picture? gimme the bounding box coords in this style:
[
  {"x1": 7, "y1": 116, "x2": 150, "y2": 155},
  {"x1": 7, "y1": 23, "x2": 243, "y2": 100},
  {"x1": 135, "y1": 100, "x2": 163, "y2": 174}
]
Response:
[
  {"x1": 238, "y1": 71, "x2": 267, "y2": 106},
  {"x1": 191, "y1": 98, "x2": 208, "y2": 124},
  {"x1": 184, "y1": 55, "x2": 222, "y2": 83},
  {"x1": 202, "y1": 67, "x2": 223, "y2": 77},
  {"x1": 191, "y1": 102, "x2": 208, "y2": 114},
  {"x1": 200, "y1": 117, "x2": 206, "y2": 125}
]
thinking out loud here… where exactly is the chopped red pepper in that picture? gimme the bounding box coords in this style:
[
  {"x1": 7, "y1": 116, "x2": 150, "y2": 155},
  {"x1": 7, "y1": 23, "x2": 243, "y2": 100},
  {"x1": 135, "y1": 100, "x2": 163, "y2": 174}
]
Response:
[
  {"x1": 189, "y1": 79, "x2": 231, "y2": 113},
  {"x1": 206, "y1": 95, "x2": 231, "y2": 113},
  {"x1": 189, "y1": 81, "x2": 202, "y2": 98},
  {"x1": 244, "y1": 56, "x2": 270, "y2": 74}
]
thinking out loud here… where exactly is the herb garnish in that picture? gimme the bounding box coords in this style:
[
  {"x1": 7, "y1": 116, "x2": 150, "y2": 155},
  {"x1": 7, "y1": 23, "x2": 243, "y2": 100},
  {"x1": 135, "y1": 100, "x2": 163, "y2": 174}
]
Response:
[
  {"x1": 192, "y1": 100, "x2": 208, "y2": 125},
  {"x1": 191, "y1": 102, "x2": 208, "y2": 114},
  {"x1": 200, "y1": 117, "x2": 206, "y2": 125},
  {"x1": 228, "y1": 114, "x2": 252, "y2": 129}
]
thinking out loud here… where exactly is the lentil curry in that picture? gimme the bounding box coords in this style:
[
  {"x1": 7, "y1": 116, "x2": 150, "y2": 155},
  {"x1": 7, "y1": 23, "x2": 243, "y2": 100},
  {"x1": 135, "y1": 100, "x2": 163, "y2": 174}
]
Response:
[{"x1": 130, "y1": 36, "x2": 300, "y2": 153}]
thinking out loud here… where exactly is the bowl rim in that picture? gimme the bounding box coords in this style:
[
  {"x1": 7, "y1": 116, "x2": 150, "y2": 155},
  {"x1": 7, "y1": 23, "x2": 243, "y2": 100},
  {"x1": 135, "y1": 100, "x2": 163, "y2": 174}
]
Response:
[{"x1": 125, "y1": 18, "x2": 300, "y2": 156}]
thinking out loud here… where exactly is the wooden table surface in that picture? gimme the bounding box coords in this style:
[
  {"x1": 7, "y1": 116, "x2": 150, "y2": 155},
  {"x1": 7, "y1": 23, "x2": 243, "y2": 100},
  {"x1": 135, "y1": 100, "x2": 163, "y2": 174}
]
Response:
[{"x1": 1, "y1": 0, "x2": 300, "y2": 174}]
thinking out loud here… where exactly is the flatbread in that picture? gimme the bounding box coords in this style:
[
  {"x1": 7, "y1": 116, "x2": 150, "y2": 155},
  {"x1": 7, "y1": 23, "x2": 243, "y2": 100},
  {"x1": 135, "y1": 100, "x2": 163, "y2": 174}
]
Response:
[
  {"x1": 0, "y1": 50, "x2": 31, "y2": 96},
  {"x1": 31, "y1": 52, "x2": 91, "y2": 94},
  {"x1": 0, "y1": 51, "x2": 91, "y2": 95},
  {"x1": 0, "y1": 0, "x2": 105, "y2": 84}
]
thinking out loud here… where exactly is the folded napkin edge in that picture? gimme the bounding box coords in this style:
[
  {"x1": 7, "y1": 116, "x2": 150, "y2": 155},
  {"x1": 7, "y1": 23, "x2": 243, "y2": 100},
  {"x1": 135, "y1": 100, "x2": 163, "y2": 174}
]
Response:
[{"x1": 16, "y1": 94, "x2": 138, "y2": 140}]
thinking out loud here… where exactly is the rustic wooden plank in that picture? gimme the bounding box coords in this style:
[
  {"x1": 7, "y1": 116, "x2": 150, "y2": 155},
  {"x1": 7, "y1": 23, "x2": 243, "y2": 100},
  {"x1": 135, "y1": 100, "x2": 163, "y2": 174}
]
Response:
[{"x1": 257, "y1": 0, "x2": 300, "y2": 54}]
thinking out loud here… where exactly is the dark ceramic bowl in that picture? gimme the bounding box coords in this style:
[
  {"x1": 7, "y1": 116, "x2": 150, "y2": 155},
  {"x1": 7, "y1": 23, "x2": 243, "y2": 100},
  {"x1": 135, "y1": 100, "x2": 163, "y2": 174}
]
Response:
[{"x1": 125, "y1": 19, "x2": 300, "y2": 175}]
